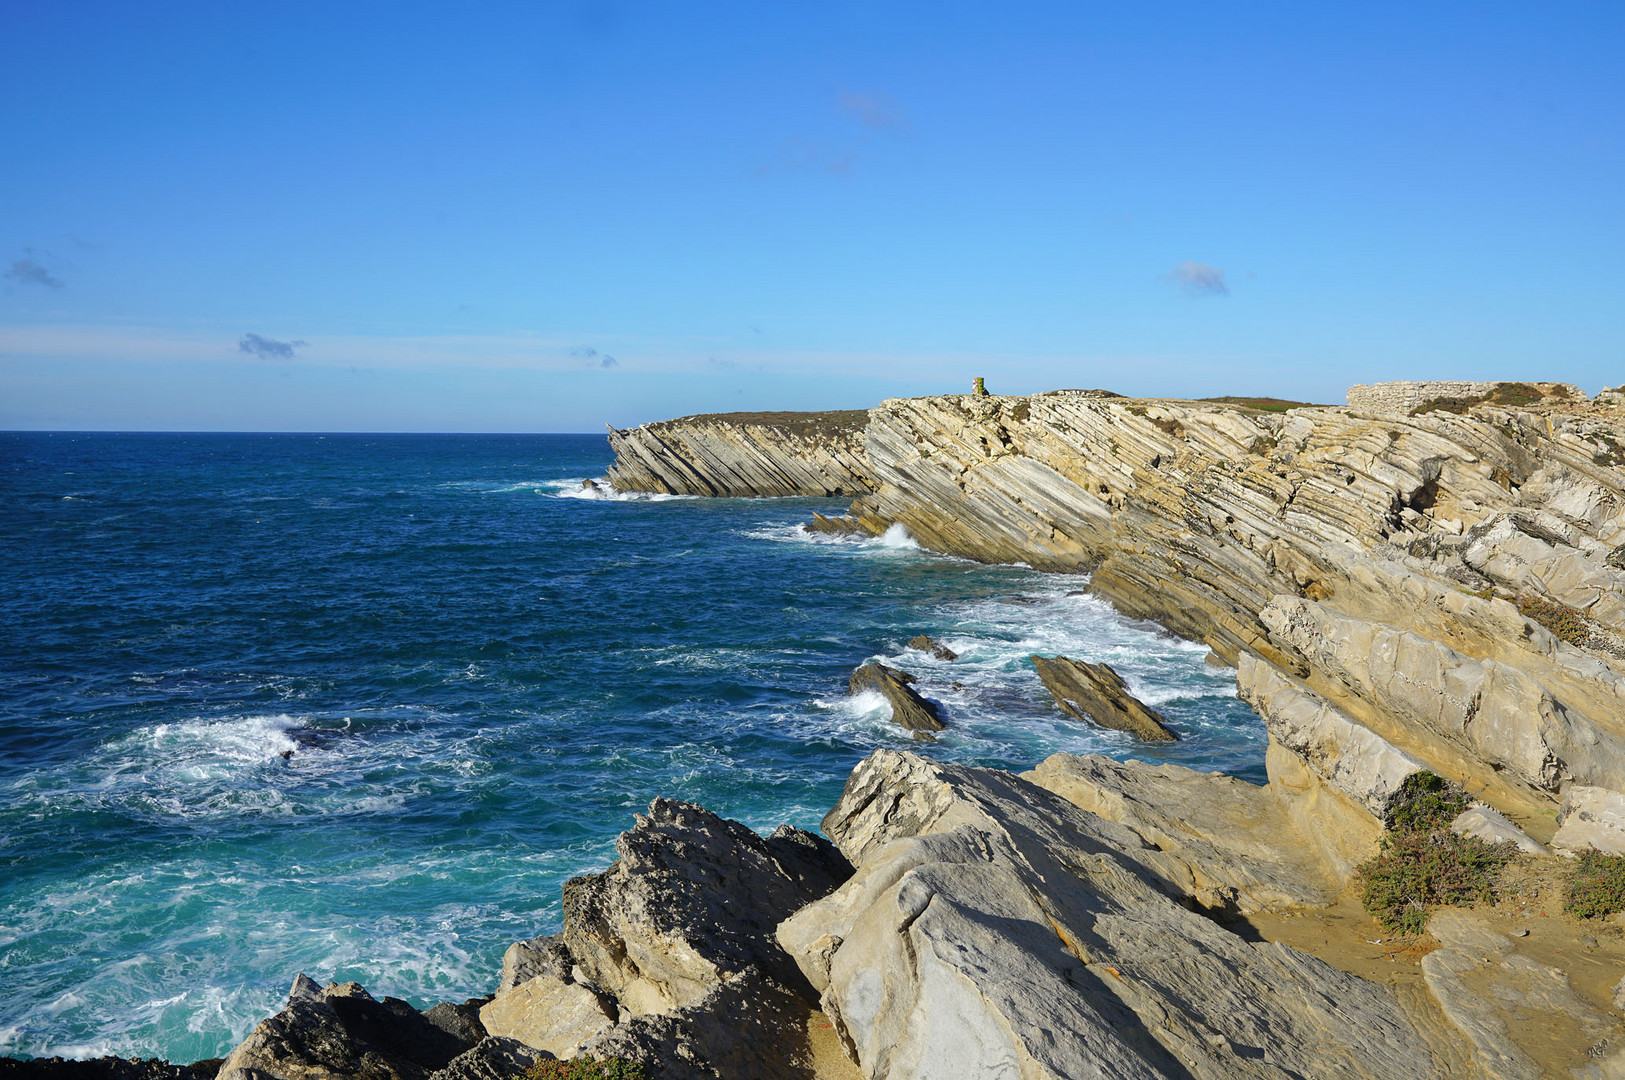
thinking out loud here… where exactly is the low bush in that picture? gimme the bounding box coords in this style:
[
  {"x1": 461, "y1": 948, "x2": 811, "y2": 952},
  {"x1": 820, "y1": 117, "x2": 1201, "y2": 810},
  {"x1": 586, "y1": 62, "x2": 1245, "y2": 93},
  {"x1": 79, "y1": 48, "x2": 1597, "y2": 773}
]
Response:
[
  {"x1": 1565, "y1": 850, "x2": 1625, "y2": 919},
  {"x1": 523, "y1": 1059, "x2": 649, "y2": 1080},
  {"x1": 1359, "y1": 771, "x2": 1512, "y2": 934},
  {"x1": 1516, "y1": 595, "x2": 1589, "y2": 648},
  {"x1": 1385, "y1": 771, "x2": 1470, "y2": 833},
  {"x1": 1360, "y1": 829, "x2": 1514, "y2": 935}
]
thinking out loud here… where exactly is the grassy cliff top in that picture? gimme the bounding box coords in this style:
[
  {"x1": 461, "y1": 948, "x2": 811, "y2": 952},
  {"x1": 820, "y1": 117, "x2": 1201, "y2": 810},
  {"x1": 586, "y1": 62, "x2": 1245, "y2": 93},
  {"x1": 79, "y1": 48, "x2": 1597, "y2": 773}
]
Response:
[{"x1": 645, "y1": 409, "x2": 871, "y2": 437}]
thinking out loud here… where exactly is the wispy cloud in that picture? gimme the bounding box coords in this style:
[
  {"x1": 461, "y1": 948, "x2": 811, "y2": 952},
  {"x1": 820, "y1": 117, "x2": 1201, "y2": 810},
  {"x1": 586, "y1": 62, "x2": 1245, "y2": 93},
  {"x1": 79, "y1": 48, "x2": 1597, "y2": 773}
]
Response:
[
  {"x1": 238, "y1": 333, "x2": 308, "y2": 360},
  {"x1": 6, "y1": 255, "x2": 64, "y2": 289},
  {"x1": 1163, "y1": 260, "x2": 1229, "y2": 297},
  {"x1": 572, "y1": 345, "x2": 619, "y2": 369},
  {"x1": 838, "y1": 92, "x2": 909, "y2": 133}
]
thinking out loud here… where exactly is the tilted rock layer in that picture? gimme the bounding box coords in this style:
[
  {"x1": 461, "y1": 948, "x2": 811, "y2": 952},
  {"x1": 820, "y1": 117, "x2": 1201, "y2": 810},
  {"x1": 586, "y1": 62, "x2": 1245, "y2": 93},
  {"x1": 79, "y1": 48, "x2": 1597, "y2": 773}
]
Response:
[{"x1": 609, "y1": 383, "x2": 1625, "y2": 850}]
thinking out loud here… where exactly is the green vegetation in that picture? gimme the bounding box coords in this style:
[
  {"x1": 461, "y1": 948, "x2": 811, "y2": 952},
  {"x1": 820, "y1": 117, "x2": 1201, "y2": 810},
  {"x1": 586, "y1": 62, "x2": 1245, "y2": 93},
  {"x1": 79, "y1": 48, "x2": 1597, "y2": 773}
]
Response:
[
  {"x1": 1565, "y1": 850, "x2": 1625, "y2": 919},
  {"x1": 1359, "y1": 771, "x2": 1513, "y2": 935},
  {"x1": 523, "y1": 1059, "x2": 649, "y2": 1080},
  {"x1": 648, "y1": 409, "x2": 869, "y2": 438},
  {"x1": 1384, "y1": 770, "x2": 1470, "y2": 833},
  {"x1": 1516, "y1": 595, "x2": 1589, "y2": 647},
  {"x1": 1199, "y1": 396, "x2": 1323, "y2": 412}
]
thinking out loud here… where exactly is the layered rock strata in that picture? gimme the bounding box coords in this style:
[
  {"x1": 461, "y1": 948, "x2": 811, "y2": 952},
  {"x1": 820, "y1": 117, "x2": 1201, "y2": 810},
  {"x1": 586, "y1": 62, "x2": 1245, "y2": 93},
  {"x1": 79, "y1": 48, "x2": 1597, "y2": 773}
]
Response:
[
  {"x1": 847, "y1": 663, "x2": 945, "y2": 740},
  {"x1": 607, "y1": 383, "x2": 1625, "y2": 859},
  {"x1": 779, "y1": 750, "x2": 1443, "y2": 1079},
  {"x1": 1029, "y1": 655, "x2": 1178, "y2": 740},
  {"x1": 605, "y1": 411, "x2": 872, "y2": 497}
]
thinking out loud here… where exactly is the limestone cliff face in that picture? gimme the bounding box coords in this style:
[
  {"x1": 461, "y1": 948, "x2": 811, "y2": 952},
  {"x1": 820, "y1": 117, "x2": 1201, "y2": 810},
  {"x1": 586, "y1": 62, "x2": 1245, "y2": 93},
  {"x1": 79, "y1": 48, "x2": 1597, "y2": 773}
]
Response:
[
  {"x1": 605, "y1": 410, "x2": 873, "y2": 497},
  {"x1": 605, "y1": 384, "x2": 1625, "y2": 851}
]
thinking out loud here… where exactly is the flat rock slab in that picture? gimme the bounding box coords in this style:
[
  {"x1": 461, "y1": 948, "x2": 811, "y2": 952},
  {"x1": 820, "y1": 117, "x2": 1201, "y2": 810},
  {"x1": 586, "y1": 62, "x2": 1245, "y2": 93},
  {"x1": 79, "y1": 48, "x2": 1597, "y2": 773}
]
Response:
[
  {"x1": 848, "y1": 662, "x2": 945, "y2": 739},
  {"x1": 781, "y1": 749, "x2": 1442, "y2": 1079},
  {"x1": 1031, "y1": 655, "x2": 1178, "y2": 741}
]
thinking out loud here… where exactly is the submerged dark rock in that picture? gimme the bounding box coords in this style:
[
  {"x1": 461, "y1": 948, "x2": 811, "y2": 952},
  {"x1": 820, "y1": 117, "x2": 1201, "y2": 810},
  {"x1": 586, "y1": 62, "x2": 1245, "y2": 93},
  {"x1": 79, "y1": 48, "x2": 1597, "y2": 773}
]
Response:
[
  {"x1": 1030, "y1": 654, "x2": 1178, "y2": 741},
  {"x1": 0, "y1": 1060, "x2": 221, "y2": 1080},
  {"x1": 215, "y1": 976, "x2": 476, "y2": 1080},
  {"x1": 847, "y1": 662, "x2": 946, "y2": 740},
  {"x1": 906, "y1": 634, "x2": 958, "y2": 661}
]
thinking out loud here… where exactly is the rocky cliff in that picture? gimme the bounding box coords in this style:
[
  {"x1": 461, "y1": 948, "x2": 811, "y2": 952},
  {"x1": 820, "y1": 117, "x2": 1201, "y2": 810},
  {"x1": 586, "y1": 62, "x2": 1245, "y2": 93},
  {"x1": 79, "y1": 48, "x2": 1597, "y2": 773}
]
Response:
[{"x1": 608, "y1": 383, "x2": 1625, "y2": 861}]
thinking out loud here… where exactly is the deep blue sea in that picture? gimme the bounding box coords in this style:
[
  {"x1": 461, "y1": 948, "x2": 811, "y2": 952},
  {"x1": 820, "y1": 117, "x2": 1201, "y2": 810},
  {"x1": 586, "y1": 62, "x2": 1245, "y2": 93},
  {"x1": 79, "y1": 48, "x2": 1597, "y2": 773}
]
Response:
[{"x1": 0, "y1": 432, "x2": 1267, "y2": 1062}]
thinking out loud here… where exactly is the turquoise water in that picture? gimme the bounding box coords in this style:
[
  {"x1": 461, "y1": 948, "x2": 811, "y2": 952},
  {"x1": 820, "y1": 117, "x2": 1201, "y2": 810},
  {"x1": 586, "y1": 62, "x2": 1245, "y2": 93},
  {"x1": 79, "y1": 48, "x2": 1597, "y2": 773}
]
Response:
[{"x1": 0, "y1": 432, "x2": 1266, "y2": 1061}]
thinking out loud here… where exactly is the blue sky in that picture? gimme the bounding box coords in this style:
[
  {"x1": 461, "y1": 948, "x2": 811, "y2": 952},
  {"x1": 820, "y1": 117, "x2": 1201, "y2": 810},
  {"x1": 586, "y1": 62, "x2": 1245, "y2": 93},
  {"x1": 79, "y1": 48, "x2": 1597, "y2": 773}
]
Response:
[{"x1": 2, "y1": 1, "x2": 1620, "y2": 431}]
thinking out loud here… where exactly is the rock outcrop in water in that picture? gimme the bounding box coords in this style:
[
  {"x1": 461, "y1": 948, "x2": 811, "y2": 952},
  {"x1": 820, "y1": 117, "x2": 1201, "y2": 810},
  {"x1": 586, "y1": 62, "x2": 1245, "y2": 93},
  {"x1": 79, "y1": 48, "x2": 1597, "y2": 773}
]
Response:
[
  {"x1": 847, "y1": 663, "x2": 945, "y2": 740},
  {"x1": 1029, "y1": 655, "x2": 1178, "y2": 740}
]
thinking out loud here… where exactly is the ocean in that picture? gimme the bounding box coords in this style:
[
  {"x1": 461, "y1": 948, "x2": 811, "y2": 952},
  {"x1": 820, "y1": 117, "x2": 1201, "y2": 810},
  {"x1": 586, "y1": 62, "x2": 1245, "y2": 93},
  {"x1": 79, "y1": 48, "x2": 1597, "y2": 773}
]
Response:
[{"x1": 0, "y1": 432, "x2": 1266, "y2": 1062}]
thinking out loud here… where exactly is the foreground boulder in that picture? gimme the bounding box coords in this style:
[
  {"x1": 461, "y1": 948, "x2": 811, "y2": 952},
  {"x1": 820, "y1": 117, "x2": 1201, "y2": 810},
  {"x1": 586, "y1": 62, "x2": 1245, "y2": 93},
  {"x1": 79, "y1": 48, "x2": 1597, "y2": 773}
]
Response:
[
  {"x1": 847, "y1": 662, "x2": 946, "y2": 740},
  {"x1": 1030, "y1": 655, "x2": 1178, "y2": 741},
  {"x1": 780, "y1": 750, "x2": 1442, "y2": 1079},
  {"x1": 215, "y1": 976, "x2": 487, "y2": 1080},
  {"x1": 478, "y1": 798, "x2": 855, "y2": 1077}
]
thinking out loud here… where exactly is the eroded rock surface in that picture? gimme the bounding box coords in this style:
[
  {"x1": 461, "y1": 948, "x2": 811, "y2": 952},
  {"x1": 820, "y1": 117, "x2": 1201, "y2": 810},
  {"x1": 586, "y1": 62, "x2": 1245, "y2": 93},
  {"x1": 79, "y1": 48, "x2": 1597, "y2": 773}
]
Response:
[
  {"x1": 1030, "y1": 655, "x2": 1178, "y2": 741},
  {"x1": 607, "y1": 385, "x2": 1625, "y2": 861},
  {"x1": 1421, "y1": 908, "x2": 1624, "y2": 1080},
  {"x1": 781, "y1": 749, "x2": 1444, "y2": 1079},
  {"x1": 216, "y1": 976, "x2": 477, "y2": 1080}
]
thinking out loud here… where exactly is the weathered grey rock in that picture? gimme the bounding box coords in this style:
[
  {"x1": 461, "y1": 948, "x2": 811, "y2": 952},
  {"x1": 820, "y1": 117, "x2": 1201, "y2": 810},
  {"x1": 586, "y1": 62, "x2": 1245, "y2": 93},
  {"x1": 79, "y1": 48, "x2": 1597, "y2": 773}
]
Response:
[
  {"x1": 1421, "y1": 908, "x2": 1623, "y2": 1079},
  {"x1": 216, "y1": 975, "x2": 475, "y2": 1080},
  {"x1": 780, "y1": 749, "x2": 1444, "y2": 1079},
  {"x1": 1450, "y1": 806, "x2": 1548, "y2": 854},
  {"x1": 478, "y1": 972, "x2": 616, "y2": 1059},
  {"x1": 423, "y1": 1039, "x2": 546, "y2": 1080},
  {"x1": 1030, "y1": 655, "x2": 1178, "y2": 741},
  {"x1": 559, "y1": 798, "x2": 851, "y2": 1016},
  {"x1": 847, "y1": 662, "x2": 945, "y2": 739},
  {"x1": 1553, "y1": 786, "x2": 1625, "y2": 855},
  {"x1": 497, "y1": 935, "x2": 572, "y2": 994},
  {"x1": 579, "y1": 969, "x2": 819, "y2": 1080},
  {"x1": 1261, "y1": 596, "x2": 1625, "y2": 799},
  {"x1": 421, "y1": 999, "x2": 489, "y2": 1048},
  {"x1": 1237, "y1": 653, "x2": 1423, "y2": 818},
  {"x1": 906, "y1": 634, "x2": 957, "y2": 661}
]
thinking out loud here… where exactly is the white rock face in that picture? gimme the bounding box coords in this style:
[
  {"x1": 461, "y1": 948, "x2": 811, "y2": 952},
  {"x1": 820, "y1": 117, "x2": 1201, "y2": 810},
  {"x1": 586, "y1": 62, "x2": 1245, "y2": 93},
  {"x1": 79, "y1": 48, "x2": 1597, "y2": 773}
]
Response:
[
  {"x1": 1450, "y1": 806, "x2": 1548, "y2": 854},
  {"x1": 478, "y1": 973, "x2": 616, "y2": 1059},
  {"x1": 1024, "y1": 752, "x2": 1342, "y2": 912},
  {"x1": 1553, "y1": 786, "x2": 1625, "y2": 855},
  {"x1": 780, "y1": 750, "x2": 1444, "y2": 1079}
]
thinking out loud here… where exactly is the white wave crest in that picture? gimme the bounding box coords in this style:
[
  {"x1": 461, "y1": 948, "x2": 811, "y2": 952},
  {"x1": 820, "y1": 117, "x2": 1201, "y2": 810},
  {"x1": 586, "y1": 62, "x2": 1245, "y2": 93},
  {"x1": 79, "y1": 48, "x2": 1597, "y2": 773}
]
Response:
[{"x1": 547, "y1": 478, "x2": 691, "y2": 502}]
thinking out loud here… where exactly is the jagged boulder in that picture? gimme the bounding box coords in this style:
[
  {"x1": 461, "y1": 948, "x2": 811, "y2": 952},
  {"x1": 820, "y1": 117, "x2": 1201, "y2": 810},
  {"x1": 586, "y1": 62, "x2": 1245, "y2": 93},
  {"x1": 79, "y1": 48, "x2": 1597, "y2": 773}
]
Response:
[
  {"x1": 906, "y1": 634, "x2": 958, "y2": 661},
  {"x1": 424, "y1": 1039, "x2": 545, "y2": 1080},
  {"x1": 780, "y1": 750, "x2": 1443, "y2": 1079},
  {"x1": 847, "y1": 662, "x2": 945, "y2": 740},
  {"x1": 215, "y1": 976, "x2": 478, "y2": 1080},
  {"x1": 554, "y1": 799, "x2": 852, "y2": 1016},
  {"x1": 1030, "y1": 655, "x2": 1177, "y2": 741},
  {"x1": 579, "y1": 970, "x2": 823, "y2": 1080}
]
